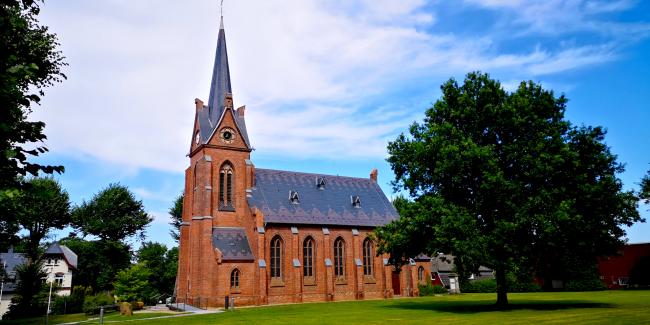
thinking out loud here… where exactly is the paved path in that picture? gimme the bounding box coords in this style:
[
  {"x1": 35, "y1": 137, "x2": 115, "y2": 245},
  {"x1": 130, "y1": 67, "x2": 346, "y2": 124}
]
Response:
[{"x1": 59, "y1": 305, "x2": 221, "y2": 324}]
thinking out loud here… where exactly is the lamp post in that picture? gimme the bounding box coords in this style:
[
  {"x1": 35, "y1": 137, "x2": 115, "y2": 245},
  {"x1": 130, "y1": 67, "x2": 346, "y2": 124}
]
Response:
[
  {"x1": 0, "y1": 261, "x2": 6, "y2": 314},
  {"x1": 43, "y1": 273, "x2": 53, "y2": 325}
]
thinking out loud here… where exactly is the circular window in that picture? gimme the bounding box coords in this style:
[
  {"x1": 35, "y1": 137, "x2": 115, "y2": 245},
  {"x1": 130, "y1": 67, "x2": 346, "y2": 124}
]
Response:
[{"x1": 220, "y1": 128, "x2": 235, "y2": 144}]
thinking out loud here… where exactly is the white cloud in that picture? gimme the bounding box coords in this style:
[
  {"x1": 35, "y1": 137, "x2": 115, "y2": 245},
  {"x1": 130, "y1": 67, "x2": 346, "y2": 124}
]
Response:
[{"x1": 31, "y1": 0, "x2": 648, "y2": 174}]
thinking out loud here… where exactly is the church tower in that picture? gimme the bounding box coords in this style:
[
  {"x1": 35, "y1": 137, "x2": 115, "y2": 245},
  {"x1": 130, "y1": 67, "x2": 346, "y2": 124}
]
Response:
[{"x1": 176, "y1": 16, "x2": 258, "y2": 306}]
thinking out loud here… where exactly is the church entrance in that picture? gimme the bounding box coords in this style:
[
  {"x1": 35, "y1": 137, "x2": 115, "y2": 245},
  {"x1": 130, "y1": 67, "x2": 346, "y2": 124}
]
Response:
[{"x1": 391, "y1": 271, "x2": 401, "y2": 295}]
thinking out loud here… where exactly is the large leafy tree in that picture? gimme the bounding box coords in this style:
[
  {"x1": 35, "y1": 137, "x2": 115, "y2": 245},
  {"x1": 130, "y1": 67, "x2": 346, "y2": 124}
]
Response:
[
  {"x1": 376, "y1": 72, "x2": 642, "y2": 306},
  {"x1": 72, "y1": 183, "x2": 152, "y2": 241},
  {"x1": 113, "y1": 264, "x2": 153, "y2": 302},
  {"x1": 59, "y1": 236, "x2": 131, "y2": 291},
  {"x1": 137, "y1": 242, "x2": 178, "y2": 297},
  {"x1": 0, "y1": 0, "x2": 66, "y2": 190},
  {"x1": 168, "y1": 194, "x2": 183, "y2": 242},
  {"x1": 13, "y1": 177, "x2": 71, "y2": 260}
]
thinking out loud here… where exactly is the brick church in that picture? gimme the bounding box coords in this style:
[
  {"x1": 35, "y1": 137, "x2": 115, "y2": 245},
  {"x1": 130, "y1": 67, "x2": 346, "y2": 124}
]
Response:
[{"x1": 175, "y1": 17, "x2": 430, "y2": 307}]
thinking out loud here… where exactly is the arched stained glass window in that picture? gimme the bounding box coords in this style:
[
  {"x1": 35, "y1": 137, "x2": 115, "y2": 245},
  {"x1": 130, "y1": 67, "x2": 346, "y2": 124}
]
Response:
[
  {"x1": 334, "y1": 237, "x2": 345, "y2": 279},
  {"x1": 363, "y1": 238, "x2": 374, "y2": 276},
  {"x1": 270, "y1": 236, "x2": 283, "y2": 280}
]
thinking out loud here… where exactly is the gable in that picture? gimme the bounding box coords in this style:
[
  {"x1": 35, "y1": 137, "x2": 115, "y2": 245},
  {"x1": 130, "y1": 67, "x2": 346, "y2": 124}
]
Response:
[{"x1": 204, "y1": 106, "x2": 250, "y2": 150}]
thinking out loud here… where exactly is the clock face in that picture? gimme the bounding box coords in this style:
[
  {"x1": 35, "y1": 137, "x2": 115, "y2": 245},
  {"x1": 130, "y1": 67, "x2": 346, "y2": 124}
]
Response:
[{"x1": 220, "y1": 128, "x2": 235, "y2": 144}]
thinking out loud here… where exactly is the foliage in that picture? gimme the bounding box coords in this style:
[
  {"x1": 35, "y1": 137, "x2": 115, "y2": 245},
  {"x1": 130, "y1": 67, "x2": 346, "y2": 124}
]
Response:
[
  {"x1": 565, "y1": 275, "x2": 606, "y2": 291},
  {"x1": 72, "y1": 183, "x2": 152, "y2": 241},
  {"x1": 10, "y1": 177, "x2": 71, "y2": 260},
  {"x1": 418, "y1": 283, "x2": 447, "y2": 296},
  {"x1": 137, "y1": 242, "x2": 178, "y2": 298},
  {"x1": 641, "y1": 170, "x2": 650, "y2": 207},
  {"x1": 462, "y1": 279, "x2": 498, "y2": 293},
  {"x1": 375, "y1": 72, "x2": 642, "y2": 305},
  {"x1": 82, "y1": 293, "x2": 114, "y2": 315},
  {"x1": 59, "y1": 237, "x2": 131, "y2": 291},
  {"x1": 3, "y1": 259, "x2": 52, "y2": 319},
  {"x1": 0, "y1": 0, "x2": 66, "y2": 190},
  {"x1": 169, "y1": 193, "x2": 183, "y2": 242},
  {"x1": 51, "y1": 285, "x2": 93, "y2": 315},
  {"x1": 113, "y1": 263, "x2": 154, "y2": 302}
]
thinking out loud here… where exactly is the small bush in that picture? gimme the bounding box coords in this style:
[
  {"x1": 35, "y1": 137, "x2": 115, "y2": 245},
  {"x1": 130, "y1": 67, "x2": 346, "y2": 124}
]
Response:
[
  {"x1": 83, "y1": 293, "x2": 114, "y2": 315},
  {"x1": 565, "y1": 277, "x2": 606, "y2": 291},
  {"x1": 418, "y1": 283, "x2": 443, "y2": 296},
  {"x1": 462, "y1": 279, "x2": 497, "y2": 293}
]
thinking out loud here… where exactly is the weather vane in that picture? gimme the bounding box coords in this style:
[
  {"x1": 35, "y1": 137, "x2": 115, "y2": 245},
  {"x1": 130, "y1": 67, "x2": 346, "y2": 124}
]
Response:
[{"x1": 220, "y1": 0, "x2": 224, "y2": 18}]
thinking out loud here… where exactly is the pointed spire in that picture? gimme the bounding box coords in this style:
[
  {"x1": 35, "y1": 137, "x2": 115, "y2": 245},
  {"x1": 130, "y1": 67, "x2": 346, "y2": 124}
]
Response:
[{"x1": 207, "y1": 14, "x2": 232, "y2": 124}]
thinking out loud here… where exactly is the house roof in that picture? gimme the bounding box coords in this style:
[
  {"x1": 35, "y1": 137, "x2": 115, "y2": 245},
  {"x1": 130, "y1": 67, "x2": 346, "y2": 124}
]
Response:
[
  {"x1": 248, "y1": 169, "x2": 399, "y2": 227},
  {"x1": 0, "y1": 248, "x2": 27, "y2": 293},
  {"x1": 212, "y1": 227, "x2": 254, "y2": 261},
  {"x1": 44, "y1": 242, "x2": 78, "y2": 269}
]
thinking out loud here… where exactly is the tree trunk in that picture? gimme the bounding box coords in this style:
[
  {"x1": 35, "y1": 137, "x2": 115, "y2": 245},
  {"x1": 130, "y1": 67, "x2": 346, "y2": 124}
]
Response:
[{"x1": 495, "y1": 267, "x2": 508, "y2": 307}]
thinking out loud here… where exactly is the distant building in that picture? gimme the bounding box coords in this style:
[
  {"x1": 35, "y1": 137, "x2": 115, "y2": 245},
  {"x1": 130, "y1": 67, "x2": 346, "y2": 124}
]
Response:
[
  {"x1": 430, "y1": 254, "x2": 493, "y2": 293},
  {"x1": 598, "y1": 242, "x2": 650, "y2": 289},
  {"x1": 0, "y1": 243, "x2": 77, "y2": 319}
]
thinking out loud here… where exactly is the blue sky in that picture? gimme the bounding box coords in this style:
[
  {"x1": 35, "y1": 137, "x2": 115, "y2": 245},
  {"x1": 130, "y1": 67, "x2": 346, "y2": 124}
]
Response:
[{"x1": 31, "y1": 0, "x2": 649, "y2": 248}]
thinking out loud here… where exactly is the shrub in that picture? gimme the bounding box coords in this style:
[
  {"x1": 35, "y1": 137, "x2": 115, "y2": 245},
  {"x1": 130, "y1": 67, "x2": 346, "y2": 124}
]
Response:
[
  {"x1": 565, "y1": 277, "x2": 606, "y2": 291},
  {"x1": 462, "y1": 279, "x2": 497, "y2": 293},
  {"x1": 83, "y1": 293, "x2": 114, "y2": 315}
]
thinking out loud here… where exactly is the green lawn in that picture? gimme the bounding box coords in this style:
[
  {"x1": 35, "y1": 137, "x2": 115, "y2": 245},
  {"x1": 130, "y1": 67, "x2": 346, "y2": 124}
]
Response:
[
  {"x1": 0, "y1": 311, "x2": 179, "y2": 324},
  {"x1": 119, "y1": 291, "x2": 650, "y2": 324}
]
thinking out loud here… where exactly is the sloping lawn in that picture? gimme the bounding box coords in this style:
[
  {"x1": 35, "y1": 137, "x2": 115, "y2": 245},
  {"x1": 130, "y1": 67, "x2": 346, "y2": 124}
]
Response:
[
  {"x1": 117, "y1": 291, "x2": 649, "y2": 324},
  {"x1": 0, "y1": 311, "x2": 179, "y2": 324}
]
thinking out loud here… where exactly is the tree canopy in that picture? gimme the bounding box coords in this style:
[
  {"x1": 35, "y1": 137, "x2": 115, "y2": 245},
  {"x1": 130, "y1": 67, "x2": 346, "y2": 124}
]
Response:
[
  {"x1": 72, "y1": 183, "x2": 152, "y2": 241},
  {"x1": 137, "y1": 242, "x2": 178, "y2": 298},
  {"x1": 168, "y1": 194, "x2": 183, "y2": 242},
  {"x1": 0, "y1": 0, "x2": 66, "y2": 190},
  {"x1": 375, "y1": 72, "x2": 642, "y2": 305},
  {"x1": 12, "y1": 177, "x2": 71, "y2": 260}
]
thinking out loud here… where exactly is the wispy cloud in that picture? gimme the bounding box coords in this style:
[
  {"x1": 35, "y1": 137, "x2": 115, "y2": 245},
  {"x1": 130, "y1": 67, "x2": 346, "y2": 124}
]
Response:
[{"x1": 33, "y1": 0, "x2": 649, "y2": 174}]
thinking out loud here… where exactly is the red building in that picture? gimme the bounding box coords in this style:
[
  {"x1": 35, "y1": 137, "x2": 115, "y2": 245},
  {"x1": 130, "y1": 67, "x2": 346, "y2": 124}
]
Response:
[
  {"x1": 598, "y1": 243, "x2": 650, "y2": 289},
  {"x1": 174, "y1": 16, "x2": 430, "y2": 308}
]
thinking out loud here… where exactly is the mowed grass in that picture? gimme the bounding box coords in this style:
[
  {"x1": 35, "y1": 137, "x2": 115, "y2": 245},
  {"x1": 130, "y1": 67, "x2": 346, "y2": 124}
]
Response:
[
  {"x1": 118, "y1": 291, "x2": 650, "y2": 325},
  {"x1": 0, "y1": 311, "x2": 179, "y2": 324}
]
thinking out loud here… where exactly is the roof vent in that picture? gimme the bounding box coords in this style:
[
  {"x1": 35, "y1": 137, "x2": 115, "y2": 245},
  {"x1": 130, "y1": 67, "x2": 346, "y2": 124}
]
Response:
[
  {"x1": 289, "y1": 190, "x2": 300, "y2": 204},
  {"x1": 316, "y1": 177, "x2": 326, "y2": 190},
  {"x1": 351, "y1": 195, "x2": 361, "y2": 208}
]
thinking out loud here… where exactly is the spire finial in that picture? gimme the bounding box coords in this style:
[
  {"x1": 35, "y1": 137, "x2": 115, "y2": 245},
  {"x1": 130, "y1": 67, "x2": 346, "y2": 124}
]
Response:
[{"x1": 220, "y1": 0, "x2": 224, "y2": 30}]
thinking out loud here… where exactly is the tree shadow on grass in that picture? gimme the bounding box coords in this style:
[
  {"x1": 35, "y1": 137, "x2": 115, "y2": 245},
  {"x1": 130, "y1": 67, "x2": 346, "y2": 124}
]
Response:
[{"x1": 387, "y1": 299, "x2": 615, "y2": 314}]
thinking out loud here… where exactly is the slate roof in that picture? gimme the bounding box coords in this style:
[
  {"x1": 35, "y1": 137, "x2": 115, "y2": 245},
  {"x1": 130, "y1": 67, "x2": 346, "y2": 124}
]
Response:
[
  {"x1": 0, "y1": 248, "x2": 27, "y2": 293},
  {"x1": 44, "y1": 242, "x2": 78, "y2": 269},
  {"x1": 248, "y1": 169, "x2": 399, "y2": 227},
  {"x1": 195, "y1": 17, "x2": 251, "y2": 148},
  {"x1": 212, "y1": 227, "x2": 254, "y2": 261}
]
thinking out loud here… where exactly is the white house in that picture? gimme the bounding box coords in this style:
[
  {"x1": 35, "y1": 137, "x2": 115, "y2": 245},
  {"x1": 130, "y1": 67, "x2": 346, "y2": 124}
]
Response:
[{"x1": 0, "y1": 243, "x2": 77, "y2": 319}]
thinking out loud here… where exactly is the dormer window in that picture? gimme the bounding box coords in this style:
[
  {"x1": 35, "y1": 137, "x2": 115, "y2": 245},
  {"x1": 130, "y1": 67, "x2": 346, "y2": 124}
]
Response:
[
  {"x1": 289, "y1": 190, "x2": 300, "y2": 204},
  {"x1": 316, "y1": 177, "x2": 326, "y2": 190},
  {"x1": 351, "y1": 195, "x2": 361, "y2": 208}
]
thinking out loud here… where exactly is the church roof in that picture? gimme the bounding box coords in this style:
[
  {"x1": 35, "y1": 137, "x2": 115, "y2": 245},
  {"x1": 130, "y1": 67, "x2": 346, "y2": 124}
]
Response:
[
  {"x1": 248, "y1": 169, "x2": 399, "y2": 227},
  {"x1": 212, "y1": 227, "x2": 255, "y2": 261},
  {"x1": 196, "y1": 17, "x2": 251, "y2": 148}
]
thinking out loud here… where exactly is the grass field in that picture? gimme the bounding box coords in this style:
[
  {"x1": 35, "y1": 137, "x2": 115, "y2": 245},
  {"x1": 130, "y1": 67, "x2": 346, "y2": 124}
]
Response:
[
  {"x1": 122, "y1": 291, "x2": 650, "y2": 325},
  {"x1": 0, "y1": 311, "x2": 178, "y2": 324},
  {"x1": 2, "y1": 291, "x2": 648, "y2": 324}
]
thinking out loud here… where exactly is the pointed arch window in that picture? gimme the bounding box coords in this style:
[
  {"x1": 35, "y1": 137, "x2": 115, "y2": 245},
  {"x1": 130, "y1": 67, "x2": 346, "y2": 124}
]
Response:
[
  {"x1": 219, "y1": 163, "x2": 234, "y2": 211},
  {"x1": 334, "y1": 237, "x2": 346, "y2": 281},
  {"x1": 303, "y1": 237, "x2": 315, "y2": 283},
  {"x1": 418, "y1": 266, "x2": 425, "y2": 283},
  {"x1": 363, "y1": 238, "x2": 374, "y2": 276},
  {"x1": 230, "y1": 268, "x2": 240, "y2": 290},
  {"x1": 270, "y1": 236, "x2": 283, "y2": 281}
]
